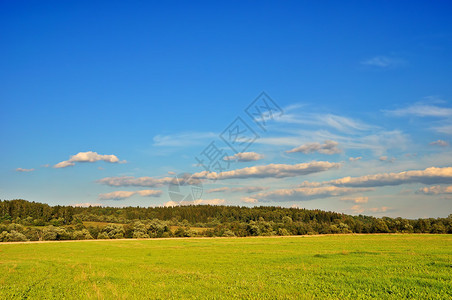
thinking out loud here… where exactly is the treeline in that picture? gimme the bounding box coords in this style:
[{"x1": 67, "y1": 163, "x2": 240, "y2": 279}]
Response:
[{"x1": 0, "y1": 199, "x2": 451, "y2": 242}]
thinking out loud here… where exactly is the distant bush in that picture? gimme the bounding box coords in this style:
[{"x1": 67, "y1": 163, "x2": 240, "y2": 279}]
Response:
[
  {"x1": 0, "y1": 230, "x2": 28, "y2": 242},
  {"x1": 72, "y1": 229, "x2": 94, "y2": 240}
]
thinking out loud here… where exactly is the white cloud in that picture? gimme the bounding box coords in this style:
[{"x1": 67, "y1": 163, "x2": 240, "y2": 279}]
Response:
[
  {"x1": 241, "y1": 196, "x2": 259, "y2": 203},
  {"x1": 434, "y1": 124, "x2": 452, "y2": 135},
  {"x1": 194, "y1": 198, "x2": 225, "y2": 205},
  {"x1": 224, "y1": 152, "x2": 264, "y2": 162},
  {"x1": 340, "y1": 196, "x2": 369, "y2": 204},
  {"x1": 325, "y1": 166, "x2": 452, "y2": 187},
  {"x1": 385, "y1": 102, "x2": 452, "y2": 135},
  {"x1": 73, "y1": 202, "x2": 103, "y2": 207},
  {"x1": 350, "y1": 205, "x2": 365, "y2": 214},
  {"x1": 286, "y1": 140, "x2": 341, "y2": 155},
  {"x1": 246, "y1": 186, "x2": 373, "y2": 202},
  {"x1": 361, "y1": 56, "x2": 405, "y2": 68},
  {"x1": 357, "y1": 130, "x2": 409, "y2": 156},
  {"x1": 349, "y1": 157, "x2": 362, "y2": 162},
  {"x1": 298, "y1": 181, "x2": 323, "y2": 188},
  {"x1": 275, "y1": 108, "x2": 374, "y2": 133},
  {"x1": 97, "y1": 176, "x2": 174, "y2": 187},
  {"x1": 379, "y1": 156, "x2": 395, "y2": 163},
  {"x1": 349, "y1": 205, "x2": 392, "y2": 214},
  {"x1": 321, "y1": 115, "x2": 372, "y2": 132},
  {"x1": 206, "y1": 187, "x2": 229, "y2": 193},
  {"x1": 98, "y1": 191, "x2": 137, "y2": 200},
  {"x1": 385, "y1": 103, "x2": 452, "y2": 117},
  {"x1": 256, "y1": 108, "x2": 380, "y2": 159},
  {"x1": 368, "y1": 206, "x2": 392, "y2": 213},
  {"x1": 206, "y1": 186, "x2": 268, "y2": 194},
  {"x1": 192, "y1": 161, "x2": 341, "y2": 180},
  {"x1": 16, "y1": 168, "x2": 35, "y2": 172},
  {"x1": 430, "y1": 140, "x2": 449, "y2": 147},
  {"x1": 135, "y1": 190, "x2": 163, "y2": 197},
  {"x1": 153, "y1": 132, "x2": 216, "y2": 147},
  {"x1": 416, "y1": 185, "x2": 452, "y2": 195},
  {"x1": 98, "y1": 189, "x2": 162, "y2": 200},
  {"x1": 54, "y1": 161, "x2": 75, "y2": 168},
  {"x1": 163, "y1": 198, "x2": 225, "y2": 206},
  {"x1": 54, "y1": 151, "x2": 125, "y2": 168}
]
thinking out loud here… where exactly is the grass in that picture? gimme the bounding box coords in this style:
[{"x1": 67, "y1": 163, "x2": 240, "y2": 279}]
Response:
[{"x1": 0, "y1": 235, "x2": 451, "y2": 299}]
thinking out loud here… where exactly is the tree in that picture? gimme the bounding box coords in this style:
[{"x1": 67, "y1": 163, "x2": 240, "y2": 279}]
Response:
[
  {"x1": 373, "y1": 219, "x2": 390, "y2": 233},
  {"x1": 430, "y1": 223, "x2": 446, "y2": 234}
]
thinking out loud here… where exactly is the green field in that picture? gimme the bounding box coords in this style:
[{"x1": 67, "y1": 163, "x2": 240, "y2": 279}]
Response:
[{"x1": 1, "y1": 235, "x2": 451, "y2": 299}]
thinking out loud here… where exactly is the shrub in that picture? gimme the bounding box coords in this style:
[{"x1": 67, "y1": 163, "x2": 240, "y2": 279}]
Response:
[
  {"x1": 277, "y1": 228, "x2": 290, "y2": 236},
  {"x1": 222, "y1": 230, "x2": 236, "y2": 237},
  {"x1": 133, "y1": 231, "x2": 150, "y2": 239},
  {"x1": 1, "y1": 230, "x2": 28, "y2": 242},
  {"x1": 102, "y1": 224, "x2": 125, "y2": 239},
  {"x1": 72, "y1": 229, "x2": 94, "y2": 240},
  {"x1": 97, "y1": 232, "x2": 110, "y2": 239}
]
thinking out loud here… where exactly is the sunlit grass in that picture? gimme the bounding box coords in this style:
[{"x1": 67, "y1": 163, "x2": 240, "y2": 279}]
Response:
[{"x1": 1, "y1": 235, "x2": 451, "y2": 299}]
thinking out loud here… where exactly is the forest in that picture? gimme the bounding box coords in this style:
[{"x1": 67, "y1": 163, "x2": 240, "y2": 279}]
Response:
[{"x1": 0, "y1": 199, "x2": 451, "y2": 242}]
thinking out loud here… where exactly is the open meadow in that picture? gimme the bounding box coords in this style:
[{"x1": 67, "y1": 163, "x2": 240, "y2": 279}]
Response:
[{"x1": 1, "y1": 234, "x2": 451, "y2": 299}]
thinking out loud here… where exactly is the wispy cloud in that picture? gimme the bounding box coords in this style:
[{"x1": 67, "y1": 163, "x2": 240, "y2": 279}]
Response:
[
  {"x1": 193, "y1": 161, "x2": 341, "y2": 180},
  {"x1": 430, "y1": 140, "x2": 449, "y2": 147},
  {"x1": 416, "y1": 185, "x2": 452, "y2": 195},
  {"x1": 99, "y1": 161, "x2": 340, "y2": 190},
  {"x1": 340, "y1": 196, "x2": 369, "y2": 204},
  {"x1": 98, "y1": 189, "x2": 162, "y2": 200},
  {"x1": 16, "y1": 168, "x2": 35, "y2": 172},
  {"x1": 324, "y1": 166, "x2": 452, "y2": 187},
  {"x1": 385, "y1": 103, "x2": 452, "y2": 117},
  {"x1": 54, "y1": 151, "x2": 125, "y2": 168},
  {"x1": 434, "y1": 124, "x2": 452, "y2": 135},
  {"x1": 241, "y1": 196, "x2": 259, "y2": 203},
  {"x1": 153, "y1": 132, "x2": 217, "y2": 147},
  {"x1": 275, "y1": 111, "x2": 373, "y2": 133},
  {"x1": 286, "y1": 140, "x2": 341, "y2": 155},
  {"x1": 72, "y1": 202, "x2": 103, "y2": 207},
  {"x1": 246, "y1": 186, "x2": 373, "y2": 203},
  {"x1": 135, "y1": 190, "x2": 163, "y2": 197},
  {"x1": 223, "y1": 152, "x2": 264, "y2": 162},
  {"x1": 163, "y1": 198, "x2": 225, "y2": 206},
  {"x1": 368, "y1": 206, "x2": 393, "y2": 213},
  {"x1": 350, "y1": 205, "x2": 365, "y2": 214},
  {"x1": 385, "y1": 101, "x2": 452, "y2": 134},
  {"x1": 379, "y1": 156, "x2": 396, "y2": 163},
  {"x1": 349, "y1": 205, "x2": 392, "y2": 214},
  {"x1": 348, "y1": 157, "x2": 362, "y2": 162},
  {"x1": 206, "y1": 186, "x2": 268, "y2": 194},
  {"x1": 97, "y1": 176, "x2": 174, "y2": 187},
  {"x1": 259, "y1": 126, "x2": 408, "y2": 156},
  {"x1": 361, "y1": 56, "x2": 405, "y2": 68}
]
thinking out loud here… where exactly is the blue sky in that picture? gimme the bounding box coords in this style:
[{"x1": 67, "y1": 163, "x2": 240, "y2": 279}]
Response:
[{"x1": 1, "y1": 1, "x2": 452, "y2": 218}]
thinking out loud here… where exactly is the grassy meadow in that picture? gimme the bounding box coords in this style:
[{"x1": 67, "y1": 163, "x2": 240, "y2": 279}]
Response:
[{"x1": 1, "y1": 235, "x2": 451, "y2": 299}]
